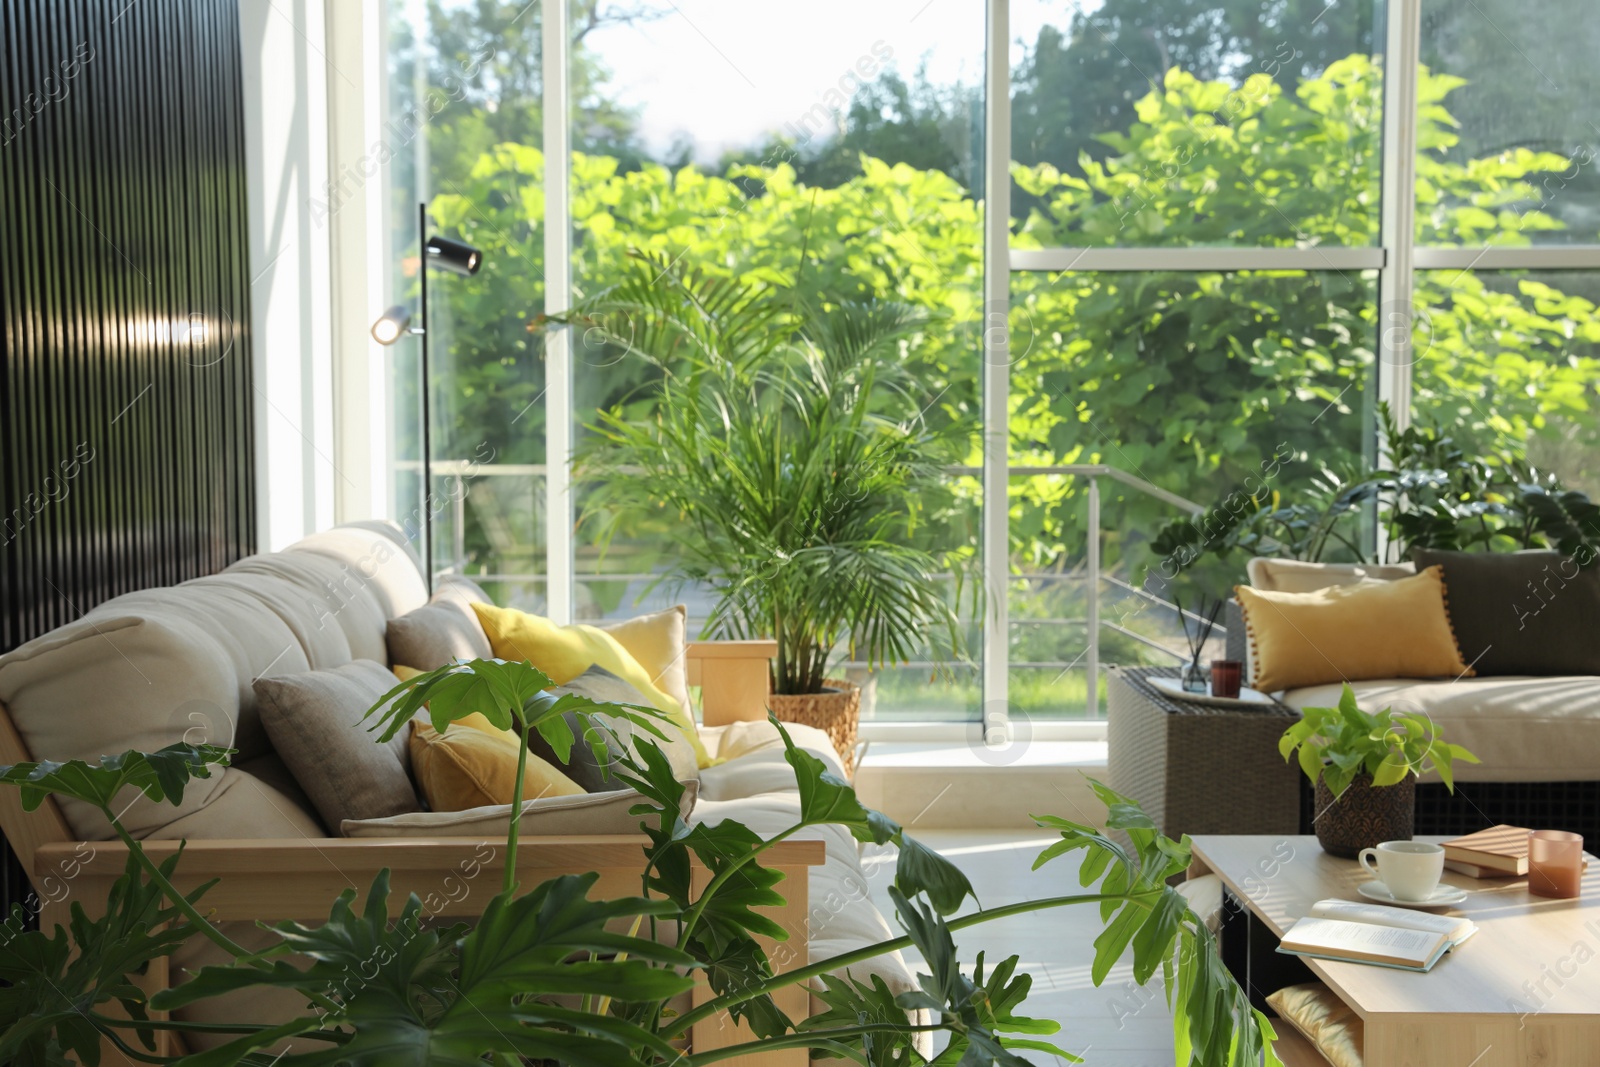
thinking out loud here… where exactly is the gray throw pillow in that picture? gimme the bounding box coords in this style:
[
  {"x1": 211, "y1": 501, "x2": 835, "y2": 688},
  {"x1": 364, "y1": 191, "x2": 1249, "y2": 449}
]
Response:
[
  {"x1": 1414, "y1": 548, "x2": 1600, "y2": 676},
  {"x1": 527, "y1": 665, "x2": 700, "y2": 791},
  {"x1": 384, "y1": 576, "x2": 494, "y2": 671},
  {"x1": 253, "y1": 659, "x2": 422, "y2": 830}
]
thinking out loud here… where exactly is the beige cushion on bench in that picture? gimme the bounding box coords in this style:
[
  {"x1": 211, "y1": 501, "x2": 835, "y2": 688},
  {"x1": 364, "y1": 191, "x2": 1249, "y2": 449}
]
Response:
[{"x1": 1283, "y1": 674, "x2": 1600, "y2": 783}]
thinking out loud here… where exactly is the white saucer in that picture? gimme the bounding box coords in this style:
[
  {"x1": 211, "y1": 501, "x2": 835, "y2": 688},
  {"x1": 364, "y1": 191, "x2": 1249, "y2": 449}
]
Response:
[{"x1": 1358, "y1": 882, "x2": 1469, "y2": 908}]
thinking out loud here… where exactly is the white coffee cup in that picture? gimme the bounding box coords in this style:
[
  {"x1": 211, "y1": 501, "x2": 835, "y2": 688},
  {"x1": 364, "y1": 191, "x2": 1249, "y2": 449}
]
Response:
[{"x1": 1359, "y1": 840, "x2": 1445, "y2": 902}]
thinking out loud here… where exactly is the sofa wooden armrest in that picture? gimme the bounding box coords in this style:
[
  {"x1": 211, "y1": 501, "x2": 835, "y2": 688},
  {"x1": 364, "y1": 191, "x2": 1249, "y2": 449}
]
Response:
[
  {"x1": 32, "y1": 836, "x2": 825, "y2": 1066},
  {"x1": 689, "y1": 639, "x2": 777, "y2": 726}
]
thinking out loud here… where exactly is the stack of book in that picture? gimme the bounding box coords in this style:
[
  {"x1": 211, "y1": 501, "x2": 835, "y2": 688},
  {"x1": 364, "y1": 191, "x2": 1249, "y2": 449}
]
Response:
[
  {"x1": 1442, "y1": 825, "x2": 1529, "y2": 878},
  {"x1": 1277, "y1": 899, "x2": 1477, "y2": 973}
]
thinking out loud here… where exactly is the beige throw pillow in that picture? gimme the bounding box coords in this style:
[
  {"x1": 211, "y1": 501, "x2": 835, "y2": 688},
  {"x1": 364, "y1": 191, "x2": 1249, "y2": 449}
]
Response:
[
  {"x1": 1266, "y1": 983, "x2": 1363, "y2": 1067},
  {"x1": 252, "y1": 660, "x2": 421, "y2": 831}
]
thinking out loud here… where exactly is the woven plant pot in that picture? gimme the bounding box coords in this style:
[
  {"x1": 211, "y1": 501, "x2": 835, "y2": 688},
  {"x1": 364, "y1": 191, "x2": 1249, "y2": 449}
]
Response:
[
  {"x1": 1313, "y1": 773, "x2": 1415, "y2": 858},
  {"x1": 768, "y1": 679, "x2": 861, "y2": 775}
]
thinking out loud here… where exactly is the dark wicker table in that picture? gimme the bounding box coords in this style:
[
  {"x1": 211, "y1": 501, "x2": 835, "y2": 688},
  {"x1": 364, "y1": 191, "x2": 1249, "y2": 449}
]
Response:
[{"x1": 1107, "y1": 666, "x2": 1303, "y2": 838}]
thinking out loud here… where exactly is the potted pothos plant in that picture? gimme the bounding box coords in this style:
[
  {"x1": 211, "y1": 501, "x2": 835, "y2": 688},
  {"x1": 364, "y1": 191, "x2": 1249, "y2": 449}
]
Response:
[
  {"x1": 1280, "y1": 683, "x2": 1480, "y2": 856},
  {"x1": 0, "y1": 656, "x2": 1279, "y2": 1066},
  {"x1": 537, "y1": 253, "x2": 969, "y2": 749}
]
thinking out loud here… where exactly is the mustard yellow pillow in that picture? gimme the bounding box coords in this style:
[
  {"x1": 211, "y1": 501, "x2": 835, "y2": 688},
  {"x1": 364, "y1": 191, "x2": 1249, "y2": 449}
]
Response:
[
  {"x1": 471, "y1": 603, "x2": 714, "y2": 768},
  {"x1": 1265, "y1": 983, "x2": 1363, "y2": 1067},
  {"x1": 1236, "y1": 565, "x2": 1472, "y2": 693},
  {"x1": 409, "y1": 717, "x2": 585, "y2": 812}
]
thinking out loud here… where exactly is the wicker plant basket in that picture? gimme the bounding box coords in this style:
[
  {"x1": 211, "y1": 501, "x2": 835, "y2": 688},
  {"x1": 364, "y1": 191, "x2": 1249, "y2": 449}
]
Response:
[{"x1": 768, "y1": 679, "x2": 861, "y2": 776}]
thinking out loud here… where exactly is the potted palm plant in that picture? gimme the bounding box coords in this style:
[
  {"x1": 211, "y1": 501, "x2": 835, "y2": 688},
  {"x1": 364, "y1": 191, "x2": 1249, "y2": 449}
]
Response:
[
  {"x1": 1280, "y1": 684, "x2": 1480, "y2": 856},
  {"x1": 539, "y1": 255, "x2": 967, "y2": 761}
]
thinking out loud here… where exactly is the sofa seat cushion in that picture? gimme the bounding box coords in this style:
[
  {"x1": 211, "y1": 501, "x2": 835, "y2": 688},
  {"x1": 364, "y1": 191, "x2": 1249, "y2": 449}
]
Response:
[
  {"x1": 340, "y1": 784, "x2": 694, "y2": 837},
  {"x1": 1282, "y1": 676, "x2": 1600, "y2": 783},
  {"x1": 690, "y1": 792, "x2": 916, "y2": 996},
  {"x1": 701, "y1": 720, "x2": 848, "y2": 785},
  {"x1": 141, "y1": 754, "x2": 327, "y2": 840}
]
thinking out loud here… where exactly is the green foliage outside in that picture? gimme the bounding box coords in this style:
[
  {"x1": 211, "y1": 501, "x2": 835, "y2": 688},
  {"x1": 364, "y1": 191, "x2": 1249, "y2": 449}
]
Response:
[{"x1": 429, "y1": 55, "x2": 1600, "y2": 608}]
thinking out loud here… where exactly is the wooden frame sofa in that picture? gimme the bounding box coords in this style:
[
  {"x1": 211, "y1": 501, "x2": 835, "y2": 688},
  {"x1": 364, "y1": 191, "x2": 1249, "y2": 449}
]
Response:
[{"x1": 0, "y1": 521, "x2": 907, "y2": 1064}]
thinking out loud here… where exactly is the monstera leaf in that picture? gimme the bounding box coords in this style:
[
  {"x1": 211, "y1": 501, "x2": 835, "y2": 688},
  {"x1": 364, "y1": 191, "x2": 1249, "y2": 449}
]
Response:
[
  {"x1": 156, "y1": 871, "x2": 693, "y2": 1067},
  {"x1": 0, "y1": 850, "x2": 206, "y2": 1066},
  {"x1": 0, "y1": 742, "x2": 233, "y2": 813}
]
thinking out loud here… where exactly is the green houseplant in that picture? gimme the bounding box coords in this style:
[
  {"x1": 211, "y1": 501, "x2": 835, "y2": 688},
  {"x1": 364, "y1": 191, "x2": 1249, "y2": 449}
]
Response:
[
  {"x1": 0, "y1": 656, "x2": 1280, "y2": 1066},
  {"x1": 539, "y1": 254, "x2": 968, "y2": 721},
  {"x1": 1152, "y1": 402, "x2": 1600, "y2": 576},
  {"x1": 1280, "y1": 683, "x2": 1480, "y2": 857}
]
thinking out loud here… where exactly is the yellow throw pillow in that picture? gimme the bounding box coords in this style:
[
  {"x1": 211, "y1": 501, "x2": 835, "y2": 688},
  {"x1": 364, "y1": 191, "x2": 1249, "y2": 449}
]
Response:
[
  {"x1": 1236, "y1": 565, "x2": 1472, "y2": 693},
  {"x1": 1265, "y1": 983, "x2": 1363, "y2": 1067},
  {"x1": 600, "y1": 605, "x2": 691, "y2": 716},
  {"x1": 471, "y1": 603, "x2": 715, "y2": 768},
  {"x1": 409, "y1": 718, "x2": 585, "y2": 812}
]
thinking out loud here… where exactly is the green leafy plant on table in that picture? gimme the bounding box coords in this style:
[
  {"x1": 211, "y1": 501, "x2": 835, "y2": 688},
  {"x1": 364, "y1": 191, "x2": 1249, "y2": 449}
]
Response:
[
  {"x1": 539, "y1": 255, "x2": 969, "y2": 696},
  {"x1": 1279, "y1": 683, "x2": 1480, "y2": 799},
  {"x1": 1, "y1": 656, "x2": 1279, "y2": 1066}
]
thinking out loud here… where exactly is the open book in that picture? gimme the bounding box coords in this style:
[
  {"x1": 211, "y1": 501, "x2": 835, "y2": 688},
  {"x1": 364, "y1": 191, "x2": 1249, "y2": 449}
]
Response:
[{"x1": 1277, "y1": 899, "x2": 1477, "y2": 972}]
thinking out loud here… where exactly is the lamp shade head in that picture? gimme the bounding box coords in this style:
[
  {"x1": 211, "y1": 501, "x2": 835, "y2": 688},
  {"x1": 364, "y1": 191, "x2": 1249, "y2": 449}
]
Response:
[
  {"x1": 425, "y1": 234, "x2": 483, "y2": 276},
  {"x1": 370, "y1": 305, "x2": 413, "y2": 345}
]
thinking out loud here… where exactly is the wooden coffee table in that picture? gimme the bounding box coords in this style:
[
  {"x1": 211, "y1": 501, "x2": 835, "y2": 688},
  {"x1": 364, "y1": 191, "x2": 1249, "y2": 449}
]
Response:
[{"x1": 1190, "y1": 835, "x2": 1600, "y2": 1067}]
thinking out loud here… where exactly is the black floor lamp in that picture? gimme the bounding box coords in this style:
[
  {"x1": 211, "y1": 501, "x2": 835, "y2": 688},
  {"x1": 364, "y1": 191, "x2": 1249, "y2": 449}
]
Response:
[{"x1": 371, "y1": 201, "x2": 485, "y2": 595}]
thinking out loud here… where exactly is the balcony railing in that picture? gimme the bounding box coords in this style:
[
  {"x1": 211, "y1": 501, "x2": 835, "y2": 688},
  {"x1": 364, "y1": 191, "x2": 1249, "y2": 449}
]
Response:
[{"x1": 404, "y1": 460, "x2": 1224, "y2": 724}]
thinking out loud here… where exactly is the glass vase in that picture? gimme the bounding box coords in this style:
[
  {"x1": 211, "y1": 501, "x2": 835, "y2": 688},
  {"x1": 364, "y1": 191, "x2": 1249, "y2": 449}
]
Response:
[{"x1": 1179, "y1": 661, "x2": 1208, "y2": 693}]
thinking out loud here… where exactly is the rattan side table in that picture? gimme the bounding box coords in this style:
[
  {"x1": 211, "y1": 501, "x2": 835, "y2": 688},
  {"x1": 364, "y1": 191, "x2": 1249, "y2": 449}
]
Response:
[{"x1": 1106, "y1": 666, "x2": 1302, "y2": 838}]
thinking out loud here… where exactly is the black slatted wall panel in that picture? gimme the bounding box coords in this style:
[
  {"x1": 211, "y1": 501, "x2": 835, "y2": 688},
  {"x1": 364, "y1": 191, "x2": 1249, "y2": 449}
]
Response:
[{"x1": 0, "y1": 0, "x2": 254, "y2": 918}]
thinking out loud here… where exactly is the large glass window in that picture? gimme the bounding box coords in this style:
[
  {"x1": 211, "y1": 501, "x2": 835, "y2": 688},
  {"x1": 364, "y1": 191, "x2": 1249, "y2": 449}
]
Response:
[
  {"x1": 363, "y1": 0, "x2": 1600, "y2": 729},
  {"x1": 1010, "y1": 0, "x2": 1381, "y2": 246},
  {"x1": 563, "y1": 2, "x2": 987, "y2": 721},
  {"x1": 1418, "y1": 0, "x2": 1600, "y2": 246},
  {"x1": 1007, "y1": 269, "x2": 1374, "y2": 717},
  {"x1": 383, "y1": 0, "x2": 548, "y2": 607},
  {"x1": 1413, "y1": 269, "x2": 1600, "y2": 492}
]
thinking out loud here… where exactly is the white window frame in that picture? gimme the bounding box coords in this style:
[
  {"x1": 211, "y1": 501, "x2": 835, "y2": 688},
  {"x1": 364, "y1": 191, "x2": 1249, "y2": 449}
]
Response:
[{"x1": 329, "y1": 0, "x2": 1600, "y2": 741}]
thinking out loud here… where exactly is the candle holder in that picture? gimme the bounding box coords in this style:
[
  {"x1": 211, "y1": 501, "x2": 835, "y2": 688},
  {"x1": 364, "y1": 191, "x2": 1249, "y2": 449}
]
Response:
[
  {"x1": 1210, "y1": 659, "x2": 1243, "y2": 699},
  {"x1": 1528, "y1": 829, "x2": 1584, "y2": 899}
]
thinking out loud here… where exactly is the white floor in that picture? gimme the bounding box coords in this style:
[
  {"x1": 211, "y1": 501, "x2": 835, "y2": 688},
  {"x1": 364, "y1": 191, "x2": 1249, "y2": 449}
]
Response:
[{"x1": 860, "y1": 830, "x2": 1179, "y2": 1067}]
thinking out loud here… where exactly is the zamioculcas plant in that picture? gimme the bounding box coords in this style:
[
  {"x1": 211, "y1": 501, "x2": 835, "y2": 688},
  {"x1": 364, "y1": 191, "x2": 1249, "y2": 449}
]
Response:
[{"x1": 1, "y1": 657, "x2": 1280, "y2": 1066}]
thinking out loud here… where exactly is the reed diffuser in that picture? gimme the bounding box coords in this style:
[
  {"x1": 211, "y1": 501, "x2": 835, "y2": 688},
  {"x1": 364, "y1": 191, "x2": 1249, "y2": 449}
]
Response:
[{"x1": 1175, "y1": 594, "x2": 1223, "y2": 693}]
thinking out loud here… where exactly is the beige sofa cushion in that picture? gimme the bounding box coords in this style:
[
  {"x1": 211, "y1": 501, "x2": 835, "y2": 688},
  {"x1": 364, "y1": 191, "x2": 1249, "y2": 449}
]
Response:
[
  {"x1": 386, "y1": 576, "x2": 495, "y2": 671},
  {"x1": 1282, "y1": 675, "x2": 1600, "y2": 783},
  {"x1": 226, "y1": 549, "x2": 393, "y2": 664},
  {"x1": 285, "y1": 523, "x2": 428, "y2": 620},
  {"x1": 691, "y1": 789, "x2": 917, "y2": 996},
  {"x1": 340, "y1": 785, "x2": 692, "y2": 837},
  {"x1": 143, "y1": 754, "x2": 327, "y2": 840},
  {"x1": 1247, "y1": 557, "x2": 1415, "y2": 593},
  {"x1": 253, "y1": 660, "x2": 422, "y2": 829},
  {"x1": 0, "y1": 602, "x2": 301, "y2": 838}
]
